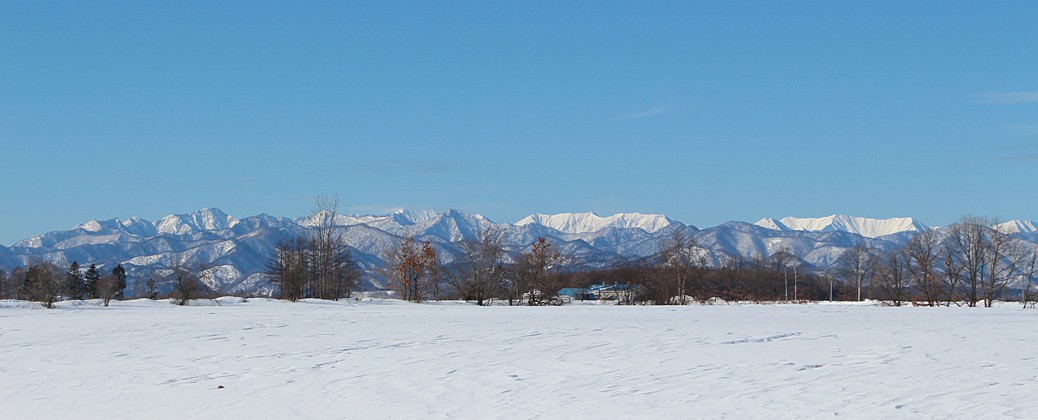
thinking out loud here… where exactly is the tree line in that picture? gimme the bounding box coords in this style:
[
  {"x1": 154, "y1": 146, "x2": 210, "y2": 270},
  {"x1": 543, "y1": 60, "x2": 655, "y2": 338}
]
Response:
[
  {"x1": 846, "y1": 216, "x2": 1038, "y2": 308},
  {"x1": 376, "y1": 228, "x2": 843, "y2": 306},
  {"x1": 370, "y1": 215, "x2": 1037, "y2": 307},
  {"x1": 0, "y1": 260, "x2": 126, "y2": 308},
  {"x1": 0, "y1": 258, "x2": 216, "y2": 308}
]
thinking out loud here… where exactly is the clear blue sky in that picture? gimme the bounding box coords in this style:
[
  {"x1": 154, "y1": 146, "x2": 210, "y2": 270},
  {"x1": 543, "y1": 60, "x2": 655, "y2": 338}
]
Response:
[{"x1": 2, "y1": 1, "x2": 1035, "y2": 245}]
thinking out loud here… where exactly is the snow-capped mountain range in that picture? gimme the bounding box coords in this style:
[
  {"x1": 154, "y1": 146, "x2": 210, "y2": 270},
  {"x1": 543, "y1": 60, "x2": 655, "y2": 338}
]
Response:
[{"x1": 1, "y1": 208, "x2": 1034, "y2": 295}]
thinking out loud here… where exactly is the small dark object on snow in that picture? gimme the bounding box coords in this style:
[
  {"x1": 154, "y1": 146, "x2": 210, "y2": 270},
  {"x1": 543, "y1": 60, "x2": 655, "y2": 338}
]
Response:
[{"x1": 217, "y1": 385, "x2": 225, "y2": 389}]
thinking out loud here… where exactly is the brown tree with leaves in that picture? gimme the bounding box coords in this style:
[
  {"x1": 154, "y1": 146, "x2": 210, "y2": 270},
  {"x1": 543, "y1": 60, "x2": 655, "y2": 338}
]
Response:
[
  {"x1": 25, "y1": 260, "x2": 65, "y2": 308},
  {"x1": 386, "y1": 237, "x2": 437, "y2": 302},
  {"x1": 514, "y1": 237, "x2": 563, "y2": 305}
]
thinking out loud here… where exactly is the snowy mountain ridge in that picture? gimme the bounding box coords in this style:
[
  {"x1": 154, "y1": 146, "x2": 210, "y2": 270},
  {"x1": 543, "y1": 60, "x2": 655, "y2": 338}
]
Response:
[
  {"x1": 516, "y1": 212, "x2": 674, "y2": 234},
  {"x1": 754, "y1": 215, "x2": 929, "y2": 238},
  {"x1": 994, "y1": 220, "x2": 1037, "y2": 234}
]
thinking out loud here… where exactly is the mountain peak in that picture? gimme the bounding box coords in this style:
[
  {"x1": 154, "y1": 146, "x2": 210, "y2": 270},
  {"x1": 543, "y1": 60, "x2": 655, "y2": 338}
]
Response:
[
  {"x1": 994, "y1": 220, "x2": 1037, "y2": 234},
  {"x1": 754, "y1": 214, "x2": 928, "y2": 238},
  {"x1": 155, "y1": 208, "x2": 239, "y2": 234},
  {"x1": 79, "y1": 220, "x2": 104, "y2": 232},
  {"x1": 389, "y1": 209, "x2": 439, "y2": 224}
]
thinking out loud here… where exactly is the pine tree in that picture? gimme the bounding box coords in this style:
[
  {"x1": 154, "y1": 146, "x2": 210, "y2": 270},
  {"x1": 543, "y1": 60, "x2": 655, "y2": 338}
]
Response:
[
  {"x1": 84, "y1": 264, "x2": 100, "y2": 299},
  {"x1": 66, "y1": 261, "x2": 84, "y2": 299},
  {"x1": 145, "y1": 278, "x2": 158, "y2": 299},
  {"x1": 112, "y1": 264, "x2": 127, "y2": 299}
]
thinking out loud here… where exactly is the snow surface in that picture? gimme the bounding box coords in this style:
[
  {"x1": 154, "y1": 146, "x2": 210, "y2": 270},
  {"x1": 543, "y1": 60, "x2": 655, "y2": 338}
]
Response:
[
  {"x1": 755, "y1": 215, "x2": 928, "y2": 238},
  {"x1": 3, "y1": 299, "x2": 1036, "y2": 418}
]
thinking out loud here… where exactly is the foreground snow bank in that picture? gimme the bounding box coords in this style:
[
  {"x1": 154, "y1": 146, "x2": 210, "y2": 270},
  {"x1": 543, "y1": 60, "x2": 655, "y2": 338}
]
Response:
[{"x1": 2, "y1": 301, "x2": 1035, "y2": 418}]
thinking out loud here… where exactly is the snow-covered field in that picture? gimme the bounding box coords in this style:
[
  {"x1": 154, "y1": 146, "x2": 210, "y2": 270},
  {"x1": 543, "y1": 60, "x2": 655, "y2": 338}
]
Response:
[{"x1": 2, "y1": 298, "x2": 1036, "y2": 419}]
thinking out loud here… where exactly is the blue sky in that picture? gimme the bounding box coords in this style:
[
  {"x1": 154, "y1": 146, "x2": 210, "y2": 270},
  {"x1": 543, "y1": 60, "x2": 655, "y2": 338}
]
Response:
[{"x1": 1, "y1": 1, "x2": 1035, "y2": 245}]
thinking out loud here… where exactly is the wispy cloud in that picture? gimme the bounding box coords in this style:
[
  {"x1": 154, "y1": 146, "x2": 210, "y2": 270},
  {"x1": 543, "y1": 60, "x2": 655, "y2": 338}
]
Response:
[
  {"x1": 347, "y1": 204, "x2": 410, "y2": 215},
  {"x1": 998, "y1": 143, "x2": 1038, "y2": 151},
  {"x1": 359, "y1": 160, "x2": 476, "y2": 174},
  {"x1": 1002, "y1": 124, "x2": 1038, "y2": 138},
  {"x1": 619, "y1": 105, "x2": 669, "y2": 120},
  {"x1": 995, "y1": 144, "x2": 1038, "y2": 163},
  {"x1": 1000, "y1": 153, "x2": 1038, "y2": 162},
  {"x1": 977, "y1": 91, "x2": 1038, "y2": 104}
]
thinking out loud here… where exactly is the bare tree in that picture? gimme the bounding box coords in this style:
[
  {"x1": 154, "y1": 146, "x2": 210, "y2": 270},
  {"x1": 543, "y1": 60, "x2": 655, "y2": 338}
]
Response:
[
  {"x1": 903, "y1": 229, "x2": 943, "y2": 306},
  {"x1": 307, "y1": 194, "x2": 356, "y2": 299},
  {"x1": 97, "y1": 275, "x2": 118, "y2": 307},
  {"x1": 837, "y1": 243, "x2": 876, "y2": 302},
  {"x1": 791, "y1": 257, "x2": 801, "y2": 301},
  {"x1": 268, "y1": 237, "x2": 310, "y2": 301},
  {"x1": 770, "y1": 247, "x2": 794, "y2": 302},
  {"x1": 658, "y1": 230, "x2": 700, "y2": 304},
  {"x1": 942, "y1": 216, "x2": 1030, "y2": 307},
  {"x1": 0, "y1": 268, "x2": 8, "y2": 299},
  {"x1": 875, "y1": 248, "x2": 910, "y2": 306},
  {"x1": 1021, "y1": 245, "x2": 1038, "y2": 308},
  {"x1": 981, "y1": 223, "x2": 1020, "y2": 307},
  {"x1": 8, "y1": 267, "x2": 27, "y2": 300},
  {"x1": 770, "y1": 247, "x2": 803, "y2": 301},
  {"x1": 446, "y1": 226, "x2": 506, "y2": 305},
  {"x1": 333, "y1": 245, "x2": 363, "y2": 299},
  {"x1": 825, "y1": 269, "x2": 836, "y2": 302},
  {"x1": 262, "y1": 195, "x2": 365, "y2": 301},
  {"x1": 172, "y1": 264, "x2": 209, "y2": 305},
  {"x1": 944, "y1": 216, "x2": 988, "y2": 307},
  {"x1": 941, "y1": 241, "x2": 964, "y2": 306}
]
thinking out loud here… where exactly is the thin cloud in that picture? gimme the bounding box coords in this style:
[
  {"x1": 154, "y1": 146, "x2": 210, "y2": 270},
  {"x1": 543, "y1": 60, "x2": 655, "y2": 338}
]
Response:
[
  {"x1": 619, "y1": 105, "x2": 670, "y2": 120},
  {"x1": 359, "y1": 160, "x2": 477, "y2": 174},
  {"x1": 995, "y1": 144, "x2": 1038, "y2": 162},
  {"x1": 997, "y1": 143, "x2": 1038, "y2": 151},
  {"x1": 1002, "y1": 124, "x2": 1038, "y2": 137},
  {"x1": 977, "y1": 91, "x2": 1038, "y2": 104},
  {"x1": 347, "y1": 205, "x2": 410, "y2": 215},
  {"x1": 1001, "y1": 153, "x2": 1038, "y2": 162}
]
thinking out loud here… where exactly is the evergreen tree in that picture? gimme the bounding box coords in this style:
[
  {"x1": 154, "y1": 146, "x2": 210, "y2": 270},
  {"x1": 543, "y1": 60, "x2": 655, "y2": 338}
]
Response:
[
  {"x1": 112, "y1": 264, "x2": 127, "y2": 299},
  {"x1": 21, "y1": 266, "x2": 34, "y2": 299},
  {"x1": 66, "y1": 261, "x2": 84, "y2": 299},
  {"x1": 145, "y1": 278, "x2": 158, "y2": 299},
  {"x1": 84, "y1": 264, "x2": 100, "y2": 299}
]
